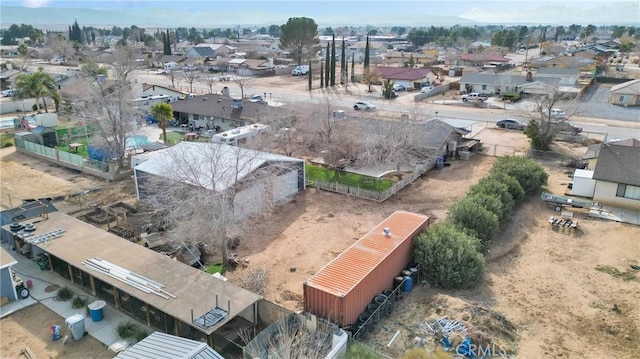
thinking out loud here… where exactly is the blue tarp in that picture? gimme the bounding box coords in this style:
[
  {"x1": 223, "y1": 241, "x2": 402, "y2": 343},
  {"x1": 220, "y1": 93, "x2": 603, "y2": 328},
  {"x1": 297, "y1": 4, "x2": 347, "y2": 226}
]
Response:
[{"x1": 87, "y1": 145, "x2": 113, "y2": 162}]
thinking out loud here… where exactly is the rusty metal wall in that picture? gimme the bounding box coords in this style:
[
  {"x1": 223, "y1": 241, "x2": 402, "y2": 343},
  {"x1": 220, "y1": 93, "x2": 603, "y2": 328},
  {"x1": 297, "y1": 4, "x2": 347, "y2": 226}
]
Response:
[{"x1": 303, "y1": 211, "x2": 429, "y2": 327}]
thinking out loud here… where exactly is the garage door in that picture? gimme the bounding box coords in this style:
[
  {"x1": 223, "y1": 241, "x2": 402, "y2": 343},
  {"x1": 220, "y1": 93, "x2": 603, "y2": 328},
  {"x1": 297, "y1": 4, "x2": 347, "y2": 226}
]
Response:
[
  {"x1": 234, "y1": 183, "x2": 265, "y2": 218},
  {"x1": 272, "y1": 170, "x2": 299, "y2": 204}
]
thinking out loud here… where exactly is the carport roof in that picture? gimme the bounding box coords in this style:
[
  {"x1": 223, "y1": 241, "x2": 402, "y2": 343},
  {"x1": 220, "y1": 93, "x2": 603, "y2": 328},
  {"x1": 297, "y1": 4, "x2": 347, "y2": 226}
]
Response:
[
  {"x1": 3, "y1": 211, "x2": 261, "y2": 335},
  {"x1": 0, "y1": 247, "x2": 18, "y2": 269}
]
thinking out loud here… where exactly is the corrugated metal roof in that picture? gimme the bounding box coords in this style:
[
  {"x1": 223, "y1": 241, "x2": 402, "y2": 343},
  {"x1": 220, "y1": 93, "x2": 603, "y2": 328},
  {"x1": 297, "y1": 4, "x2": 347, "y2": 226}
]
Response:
[
  {"x1": 115, "y1": 332, "x2": 224, "y2": 359},
  {"x1": 305, "y1": 211, "x2": 429, "y2": 297}
]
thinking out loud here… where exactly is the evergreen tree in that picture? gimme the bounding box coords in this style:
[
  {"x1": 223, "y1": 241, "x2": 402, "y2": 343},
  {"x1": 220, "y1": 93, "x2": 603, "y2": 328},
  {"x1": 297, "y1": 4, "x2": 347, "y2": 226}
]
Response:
[
  {"x1": 345, "y1": 57, "x2": 349, "y2": 87},
  {"x1": 324, "y1": 44, "x2": 330, "y2": 87},
  {"x1": 320, "y1": 62, "x2": 324, "y2": 88},
  {"x1": 364, "y1": 34, "x2": 370, "y2": 70},
  {"x1": 308, "y1": 62, "x2": 312, "y2": 90},
  {"x1": 330, "y1": 35, "x2": 336, "y2": 86},
  {"x1": 164, "y1": 30, "x2": 172, "y2": 55},
  {"x1": 340, "y1": 37, "x2": 346, "y2": 84},
  {"x1": 70, "y1": 20, "x2": 82, "y2": 43},
  {"x1": 351, "y1": 56, "x2": 355, "y2": 82}
]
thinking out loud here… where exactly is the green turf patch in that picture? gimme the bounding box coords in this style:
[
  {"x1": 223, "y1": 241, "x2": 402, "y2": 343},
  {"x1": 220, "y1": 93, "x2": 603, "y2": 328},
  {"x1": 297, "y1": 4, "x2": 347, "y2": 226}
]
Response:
[{"x1": 305, "y1": 164, "x2": 394, "y2": 191}]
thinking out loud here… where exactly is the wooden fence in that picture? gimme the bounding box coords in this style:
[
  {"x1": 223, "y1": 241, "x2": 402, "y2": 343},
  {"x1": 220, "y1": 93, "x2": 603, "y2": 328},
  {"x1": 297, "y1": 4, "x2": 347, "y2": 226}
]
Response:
[{"x1": 313, "y1": 160, "x2": 435, "y2": 202}]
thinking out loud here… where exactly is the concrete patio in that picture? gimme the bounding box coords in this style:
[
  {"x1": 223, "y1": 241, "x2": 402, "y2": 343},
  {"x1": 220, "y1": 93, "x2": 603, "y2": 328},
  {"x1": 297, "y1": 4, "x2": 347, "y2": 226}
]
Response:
[{"x1": 0, "y1": 241, "x2": 144, "y2": 351}]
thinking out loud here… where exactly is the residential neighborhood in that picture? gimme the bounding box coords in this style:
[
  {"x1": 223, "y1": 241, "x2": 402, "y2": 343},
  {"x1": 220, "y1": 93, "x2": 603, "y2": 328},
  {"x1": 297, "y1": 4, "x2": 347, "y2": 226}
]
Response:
[{"x1": 1, "y1": 2, "x2": 639, "y2": 359}]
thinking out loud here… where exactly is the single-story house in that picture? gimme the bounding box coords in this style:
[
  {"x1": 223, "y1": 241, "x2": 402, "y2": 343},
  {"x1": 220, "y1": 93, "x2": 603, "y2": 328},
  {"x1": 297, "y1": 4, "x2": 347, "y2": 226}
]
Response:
[
  {"x1": 457, "y1": 54, "x2": 511, "y2": 66},
  {"x1": 382, "y1": 52, "x2": 437, "y2": 66},
  {"x1": 459, "y1": 72, "x2": 560, "y2": 96},
  {"x1": 115, "y1": 331, "x2": 223, "y2": 359},
  {"x1": 227, "y1": 58, "x2": 275, "y2": 76},
  {"x1": 535, "y1": 56, "x2": 596, "y2": 72},
  {"x1": 537, "y1": 68, "x2": 580, "y2": 87},
  {"x1": 592, "y1": 142, "x2": 640, "y2": 211},
  {"x1": 609, "y1": 79, "x2": 640, "y2": 107},
  {"x1": 0, "y1": 247, "x2": 20, "y2": 304},
  {"x1": 187, "y1": 44, "x2": 235, "y2": 60},
  {"x1": 141, "y1": 83, "x2": 184, "y2": 102},
  {"x1": 1, "y1": 210, "x2": 262, "y2": 352},
  {"x1": 169, "y1": 93, "x2": 292, "y2": 132},
  {"x1": 151, "y1": 54, "x2": 186, "y2": 69},
  {"x1": 133, "y1": 141, "x2": 305, "y2": 218},
  {"x1": 375, "y1": 66, "x2": 440, "y2": 90}
]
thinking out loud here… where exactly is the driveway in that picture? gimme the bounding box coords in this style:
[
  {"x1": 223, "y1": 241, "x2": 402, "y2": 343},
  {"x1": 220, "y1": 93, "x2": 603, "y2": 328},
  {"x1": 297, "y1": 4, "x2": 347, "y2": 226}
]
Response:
[{"x1": 577, "y1": 82, "x2": 640, "y2": 122}]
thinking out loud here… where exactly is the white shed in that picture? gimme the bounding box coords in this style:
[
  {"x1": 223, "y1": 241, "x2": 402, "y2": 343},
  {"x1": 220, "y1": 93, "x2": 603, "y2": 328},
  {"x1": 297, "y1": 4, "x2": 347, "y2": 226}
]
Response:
[{"x1": 572, "y1": 169, "x2": 596, "y2": 198}]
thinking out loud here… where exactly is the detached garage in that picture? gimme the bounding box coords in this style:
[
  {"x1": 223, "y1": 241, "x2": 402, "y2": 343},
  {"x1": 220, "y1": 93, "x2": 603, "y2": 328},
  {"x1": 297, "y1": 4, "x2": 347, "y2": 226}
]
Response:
[{"x1": 133, "y1": 141, "x2": 305, "y2": 218}]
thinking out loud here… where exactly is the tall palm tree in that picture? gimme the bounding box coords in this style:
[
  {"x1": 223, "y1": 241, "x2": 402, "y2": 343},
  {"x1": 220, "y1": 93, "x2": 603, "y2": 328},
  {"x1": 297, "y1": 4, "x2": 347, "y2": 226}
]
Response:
[
  {"x1": 14, "y1": 69, "x2": 58, "y2": 113},
  {"x1": 150, "y1": 103, "x2": 174, "y2": 145}
]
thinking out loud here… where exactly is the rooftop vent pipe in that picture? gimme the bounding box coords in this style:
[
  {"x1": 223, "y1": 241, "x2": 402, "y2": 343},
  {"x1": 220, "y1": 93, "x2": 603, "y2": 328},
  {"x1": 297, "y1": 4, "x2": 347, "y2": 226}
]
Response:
[{"x1": 383, "y1": 228, "x2": 391, "y2": 237}]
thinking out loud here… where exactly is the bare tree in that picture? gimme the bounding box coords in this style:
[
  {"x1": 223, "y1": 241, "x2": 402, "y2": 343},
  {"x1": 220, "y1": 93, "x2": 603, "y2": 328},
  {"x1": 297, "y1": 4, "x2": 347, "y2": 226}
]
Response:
[
  {"x1": 232, "y1": 74, "x2": 250, "y2": 99},
  {"x1": 182, "y1": 70, "x2": 199, "y2": 93},
  {"x1": 165, "y1": 70, "x2": 177, "y2": 89},
  {"x1": 75, "y1": 78, "x2": 136, "y2": 171},
  {"x1": 523, "y1": 87, "x2": 579, "y2": 151},
  {"x1": 362, "y1": 68, "x2": 381, "y2": 92},
  {"x1": 109, "y1": 46, "x2": 139, "y2": 82},
  {"x1": 38, "y1": 48, "x2": 54, "y2": 63},
  {"x1": 356, "y1": 117, "x2": 435, "y2": 175},
  {"x1": 240, "y1": 313, "x2": 335, "y2": 359},
  {"x1": 138, "y1": 143, "x2": 300, "y2": 269},
  {"x1": 204, "y1": 75, "x2": 217, "y2": 94}
]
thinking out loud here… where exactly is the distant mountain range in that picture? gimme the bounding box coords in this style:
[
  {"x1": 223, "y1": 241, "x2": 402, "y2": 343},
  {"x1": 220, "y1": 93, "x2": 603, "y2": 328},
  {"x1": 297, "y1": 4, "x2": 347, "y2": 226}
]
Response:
[{"x1": 0, "y1": 2, "x2": 637, "y2": 29}]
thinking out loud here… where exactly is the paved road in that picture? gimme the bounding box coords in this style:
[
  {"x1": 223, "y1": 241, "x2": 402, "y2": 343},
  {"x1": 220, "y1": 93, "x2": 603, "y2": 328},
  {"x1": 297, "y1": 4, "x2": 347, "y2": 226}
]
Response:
[{"x1": 133, "y1": 69, "x2": 640, "y2": 140}]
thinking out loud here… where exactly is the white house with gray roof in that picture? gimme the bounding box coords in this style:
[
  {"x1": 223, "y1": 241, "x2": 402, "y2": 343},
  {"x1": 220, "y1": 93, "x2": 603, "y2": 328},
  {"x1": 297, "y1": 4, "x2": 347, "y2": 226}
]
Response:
[
  {"x1": 459, "y1": 73, "x2": 560, "y2": 96},
  {"x1": 537, "y1": 68, "x2": 580, "y2": 86}
]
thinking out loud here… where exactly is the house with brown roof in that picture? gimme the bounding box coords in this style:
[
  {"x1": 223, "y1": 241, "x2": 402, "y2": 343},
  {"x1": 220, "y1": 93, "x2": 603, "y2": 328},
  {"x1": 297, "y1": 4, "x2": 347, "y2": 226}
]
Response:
[
  {"x1": 609, "y1": 79, "x2": 640, "y2": 107},
  {"x1": 151, "y1": 54, "x2": 186, "y2": 68},
  {"x1": 457, "y1": 53, "x2": 511, "y2": 66},
  {"x1": 141, "y1": 83, "x2": 184, "y2": 102},
  {"x1": 382, "y1": 51, "x2": 437, "y2": 66},
  {"x1": 227, "y1": 58, "x2": 274, "y2": 76},
  {"x1": 375, "y1": 66, "x2": 440, "y2": 90},
  {"x1": 169, "y1": 93, "x2": 291, "y2": 132}
]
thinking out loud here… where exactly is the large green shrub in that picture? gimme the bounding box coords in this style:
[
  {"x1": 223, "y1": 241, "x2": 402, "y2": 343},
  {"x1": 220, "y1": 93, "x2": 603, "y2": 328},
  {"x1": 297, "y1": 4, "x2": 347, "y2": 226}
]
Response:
[
  {"x1": 465, "y1": 192, "x2": 509, "y2": 223},
  {"x1": 490, "y1": 156, "x2": 548, "y2": 194},
  {"x1": 486, "y1": 172, "x2": 525, "y2": 202},
  {"x1": 414, "y1": 223, "x2": 485, "y2": 289},
  {"x1": 448, "y1": 199, "x2": 499, "y2": 246}
]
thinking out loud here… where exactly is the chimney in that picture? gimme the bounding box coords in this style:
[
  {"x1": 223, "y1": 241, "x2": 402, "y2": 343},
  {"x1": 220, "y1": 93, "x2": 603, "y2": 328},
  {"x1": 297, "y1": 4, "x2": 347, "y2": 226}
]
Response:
[
  {"x1": 383, "y1": 228, "x2": 391, "y2": 237},
  {"x1": 526, "y1": 71, "x2": 533, "y2": 82}
]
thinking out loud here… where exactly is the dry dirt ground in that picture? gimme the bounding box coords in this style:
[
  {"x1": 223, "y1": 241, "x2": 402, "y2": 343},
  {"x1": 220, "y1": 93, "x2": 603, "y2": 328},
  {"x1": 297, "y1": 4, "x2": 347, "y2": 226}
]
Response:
[
  {"x1": 0, "y1": 304, "x2": 111, "y2": 359},
  {"x1": 1, "y1": 128, "x2": 638, "y2": 359}
]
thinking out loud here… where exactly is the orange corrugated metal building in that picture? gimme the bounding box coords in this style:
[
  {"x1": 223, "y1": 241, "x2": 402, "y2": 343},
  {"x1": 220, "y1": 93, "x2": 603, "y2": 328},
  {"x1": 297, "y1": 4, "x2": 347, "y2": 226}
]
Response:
[{"x1": 303, "y1": 210, "x2": 430, "y2": 327}]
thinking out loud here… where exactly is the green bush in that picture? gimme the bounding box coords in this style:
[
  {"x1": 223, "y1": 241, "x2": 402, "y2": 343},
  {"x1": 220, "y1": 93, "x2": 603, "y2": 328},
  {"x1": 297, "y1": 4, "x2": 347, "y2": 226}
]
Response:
[
  {"x1": 414, "y1": 223, "x2": 485, "y2": 289},
  {"x1": 116, "y1": 322, "x2": 139, "y2": 340},
  {"x1": 56, "y1": 286, "x2": 74, "y2": 301},
  {"x1": 465, "y1": 192, "x2": 509, "y2": 223},
  {"x1": 134, "y1": 329, "x2": 149, "y2": 342},
  {"x1": 71, "y1": 295, "x2": 87, "y2": 309},
  {"x1": 469, "y1": 178, "x2": 515, "y2": 222},
  {"x1": 490, "y1": 156, "x2": 548, "y2": 194},
  {"x1": 485, "y1": 173, "x2": 525, "y2": 202},
  {"x1": 448, "y1": 199, "x2": 499, "y2": 247}
]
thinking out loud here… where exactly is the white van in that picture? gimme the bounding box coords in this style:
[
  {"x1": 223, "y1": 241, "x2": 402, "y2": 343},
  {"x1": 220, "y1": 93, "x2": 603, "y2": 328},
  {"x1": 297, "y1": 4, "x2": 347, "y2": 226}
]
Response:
[{"x1": 291, "y1": 65, "x2": 309, "y2": 76}]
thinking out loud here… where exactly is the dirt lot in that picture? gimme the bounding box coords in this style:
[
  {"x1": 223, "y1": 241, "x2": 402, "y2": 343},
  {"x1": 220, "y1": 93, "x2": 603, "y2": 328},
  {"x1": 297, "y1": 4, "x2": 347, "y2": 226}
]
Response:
[
  {"x1": 0, "y1": 304, "x2": 111, "y2": 359},
  {"x1": 1, "y1": 128, "x2": 638, "y2": 358}
]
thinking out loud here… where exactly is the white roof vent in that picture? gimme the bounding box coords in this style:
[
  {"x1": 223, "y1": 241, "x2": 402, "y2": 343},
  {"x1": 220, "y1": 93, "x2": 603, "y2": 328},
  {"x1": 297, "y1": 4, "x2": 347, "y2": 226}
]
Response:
[{"x1": 383, "y1": 227, "x2": 391, "y2": 237}]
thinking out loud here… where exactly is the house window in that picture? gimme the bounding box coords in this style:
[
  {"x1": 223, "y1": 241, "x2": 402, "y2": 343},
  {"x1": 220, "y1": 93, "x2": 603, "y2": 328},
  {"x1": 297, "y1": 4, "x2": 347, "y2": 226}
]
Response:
[
  {"x1": 616, "y1": 184, "x2": 640, "y2": 200},
  {"x1": 482, "y1": 85, "x2": 487, "y2": 90},
  {"x1": 618, "y1": 95, "x2": 627, "y2": 103}
]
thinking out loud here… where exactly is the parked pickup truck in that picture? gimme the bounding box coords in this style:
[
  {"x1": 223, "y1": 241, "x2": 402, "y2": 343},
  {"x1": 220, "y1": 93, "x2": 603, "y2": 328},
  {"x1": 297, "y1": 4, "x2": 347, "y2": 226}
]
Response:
[{"x1": 461, "y1": 93, "x2": 488, "y2": 102}]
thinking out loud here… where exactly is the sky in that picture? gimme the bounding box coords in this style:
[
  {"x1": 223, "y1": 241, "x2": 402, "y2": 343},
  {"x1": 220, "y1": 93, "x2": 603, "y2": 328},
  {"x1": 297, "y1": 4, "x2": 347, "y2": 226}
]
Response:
[{"x1": 1, "y1": 0, "x2": 638, "y2": 26}]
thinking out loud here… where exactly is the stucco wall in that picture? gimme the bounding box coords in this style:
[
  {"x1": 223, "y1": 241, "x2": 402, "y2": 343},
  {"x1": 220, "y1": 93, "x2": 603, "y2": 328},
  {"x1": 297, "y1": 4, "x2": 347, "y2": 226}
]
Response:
[{"x1": 593, "y1": 180, "x2": 640, "y2": 211}]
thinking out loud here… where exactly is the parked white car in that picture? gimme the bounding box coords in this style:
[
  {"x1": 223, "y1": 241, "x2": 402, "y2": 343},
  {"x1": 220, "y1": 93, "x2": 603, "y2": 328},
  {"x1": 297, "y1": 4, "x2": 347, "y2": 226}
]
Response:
[
  {"x1": 353, "y1": 101, "x2": 375, "y2": 110},
  {"x1": 421, "y1": 85, "x2": 434, "y2": 93},
  {"x1": 249, "y1": 94, "x2": 265, "y2": 103},
  {"x1": 543, "y1": 108, "x2": 567, "y2": 120},
  {"x1": 393, "y1": 84, "x2": 406, "y2": 92},
  {"x1": 2, "y1": 88, "x2": 17, "y2": 97},
  {"x1": 461, "y1": 93, "x2": 488, "y2": 102}
]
